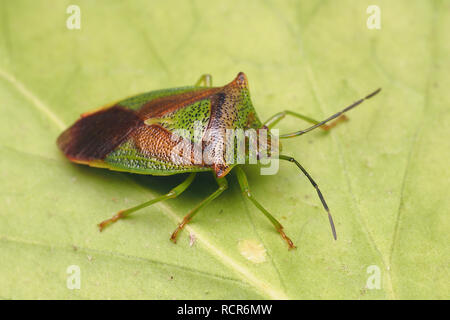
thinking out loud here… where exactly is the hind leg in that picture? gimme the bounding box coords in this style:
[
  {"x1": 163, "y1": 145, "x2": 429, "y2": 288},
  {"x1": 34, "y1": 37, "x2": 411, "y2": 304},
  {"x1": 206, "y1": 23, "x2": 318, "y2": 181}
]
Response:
[{"x1": 98, "y1": 173, "x2": 197, "y2": 231}]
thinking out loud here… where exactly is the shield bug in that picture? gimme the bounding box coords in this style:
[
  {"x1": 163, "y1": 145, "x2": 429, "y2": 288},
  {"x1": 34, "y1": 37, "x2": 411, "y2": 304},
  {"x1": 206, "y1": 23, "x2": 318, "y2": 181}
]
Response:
[{"x1": 57, "y1": 72, "x2": 380, "y2": 249}]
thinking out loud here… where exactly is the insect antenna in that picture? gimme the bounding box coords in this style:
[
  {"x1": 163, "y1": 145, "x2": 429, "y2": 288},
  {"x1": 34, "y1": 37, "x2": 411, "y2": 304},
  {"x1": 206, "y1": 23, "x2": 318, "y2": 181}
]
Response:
[
  {"x1": 279, "y1": 155, "x2": 337, "y2": 240},
  {"x1": 280, "y1": 88, "x2": 381, "y2": 139}
]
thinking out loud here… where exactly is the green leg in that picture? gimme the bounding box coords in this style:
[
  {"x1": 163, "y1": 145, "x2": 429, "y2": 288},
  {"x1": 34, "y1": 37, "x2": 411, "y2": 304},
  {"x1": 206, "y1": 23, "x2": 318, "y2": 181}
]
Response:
[
  {"x1": 98, "y1": 173, "x2": 197, "y2": 231},
  {"x1": 276, "y1": 88, "x2": 381, "y2": 139},
  {"x1": 234, "y1": 166, "x2": 296, "y2": 250},
  {"x1": 170, "y1": 174, "x2": 228, "y2": 242},
  {"x1": 195, "y1": 74, "x2": 213, "y2": 87},
  {"x1": 264, "y1": 110, "x2": 347, "y2": 130}
]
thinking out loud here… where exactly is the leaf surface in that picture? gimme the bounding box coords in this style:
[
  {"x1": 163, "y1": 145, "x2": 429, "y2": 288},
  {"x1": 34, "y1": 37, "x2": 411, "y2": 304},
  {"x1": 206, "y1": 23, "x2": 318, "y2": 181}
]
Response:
[{"x1": 0, "y1": 0, "x2": 448, "y2": 299}]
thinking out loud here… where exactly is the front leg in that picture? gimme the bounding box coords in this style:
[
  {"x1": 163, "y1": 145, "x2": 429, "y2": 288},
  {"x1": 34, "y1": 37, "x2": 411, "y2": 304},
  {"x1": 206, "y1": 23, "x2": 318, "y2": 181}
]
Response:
[
  {"x1": 234, "y1": 166, "x2": 295, "y2": 250},
  {"x1": 264, "y1": 110, "x2": 347, "y2": 130}
]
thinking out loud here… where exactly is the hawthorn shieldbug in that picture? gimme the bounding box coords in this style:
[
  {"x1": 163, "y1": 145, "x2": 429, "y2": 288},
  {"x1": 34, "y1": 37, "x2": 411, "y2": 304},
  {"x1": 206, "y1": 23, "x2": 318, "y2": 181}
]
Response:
[{"x1": 57, "y1": 72, "x2": 380, "y2": 249}]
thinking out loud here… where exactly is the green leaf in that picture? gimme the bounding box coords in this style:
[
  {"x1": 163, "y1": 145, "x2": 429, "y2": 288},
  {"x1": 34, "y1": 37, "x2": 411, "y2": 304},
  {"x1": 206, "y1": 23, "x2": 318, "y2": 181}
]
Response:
[{"x1": 0, "y1": 0, "x2": 448, "y2": 299}]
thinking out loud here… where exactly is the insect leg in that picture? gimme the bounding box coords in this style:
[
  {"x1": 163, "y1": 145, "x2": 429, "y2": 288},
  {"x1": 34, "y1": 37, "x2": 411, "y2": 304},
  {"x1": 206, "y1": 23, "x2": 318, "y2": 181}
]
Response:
[
  {"x1": 279, "y1": 155, "x2": 337, "y2": 240},
  {"x1": 234, "y1": 166, "x2": 296, "y2": 249},
  {"x1": 264, "y1": 110, "x2": 348, "y2": 131},
  {"x1": 195, "y1": 74, "x2": 213, "y2": 87},
  {"x1": 98, "y1": 172, "x2": 197, "y2": 231},
  {"x1": 170, "y1": 175, "x2": 228, "y2": 243}
]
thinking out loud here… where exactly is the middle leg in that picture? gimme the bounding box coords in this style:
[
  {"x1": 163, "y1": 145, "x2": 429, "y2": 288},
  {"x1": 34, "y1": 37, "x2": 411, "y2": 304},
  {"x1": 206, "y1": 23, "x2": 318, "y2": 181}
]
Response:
[
  {"x1": 170, "y1": 174, "x2": 228, "y2": 242},
  {"x1": 234, "y1": 166, "x2": 296, "y2": 249}
]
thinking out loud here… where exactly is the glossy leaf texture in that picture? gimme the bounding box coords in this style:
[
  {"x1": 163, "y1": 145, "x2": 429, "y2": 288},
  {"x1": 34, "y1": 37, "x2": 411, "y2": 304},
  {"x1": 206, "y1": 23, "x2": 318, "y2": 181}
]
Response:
[{"x1": 0, "y1": 0, "x2": 448, "y2": 299}]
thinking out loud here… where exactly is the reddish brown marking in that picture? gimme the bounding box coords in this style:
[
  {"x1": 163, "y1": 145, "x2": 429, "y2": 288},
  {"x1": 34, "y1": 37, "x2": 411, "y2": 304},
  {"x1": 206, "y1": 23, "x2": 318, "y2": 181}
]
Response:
[
  {"x1": 170, "y1": 216, "x2": 191, "y2": 243},
  {"x1": 135, "y1": 72, "x2": 248, "y2": 120},
  {"x1": 137, "y1": 87, "x2": 221, "y2": 120},
  {"x1": 235, "y1": 72, "x2": 249, "y2": 89},
  {"x1": 57, "y1": 106, "x2": 143, "y2": 161},
  {"x1": 131, "y1": 124, "x2": 183, "y2": 163},
  {"x1": 277, "y1": 226, "x2": 296, "y2": 250},
  {"x1": 203, "y1": 73, "x2": 249, "y2": 177},
  {"x1": 132, "y1": 124, "x2": 216, "y2": 170},
  {"x1": 213, "y1": 164, "x2": 232, "y2": 178},
  {"x1": 98, "y1": 210, "x2": 125, "y2": 231},
  {"x1": 81, "y1": 105, "x2": 109, "y2": 118}
]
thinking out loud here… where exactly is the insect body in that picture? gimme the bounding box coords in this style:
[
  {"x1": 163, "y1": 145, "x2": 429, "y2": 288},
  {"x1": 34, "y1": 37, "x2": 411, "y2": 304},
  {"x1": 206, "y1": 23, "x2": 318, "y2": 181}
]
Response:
[{"x1": 57, "y1": 72, "x2": 380, "y2": 249}]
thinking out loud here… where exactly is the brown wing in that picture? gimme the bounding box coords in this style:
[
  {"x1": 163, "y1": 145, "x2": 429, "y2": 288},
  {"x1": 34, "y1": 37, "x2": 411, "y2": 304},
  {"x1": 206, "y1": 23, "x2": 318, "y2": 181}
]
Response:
[{"x1": 57, "y1": 106, "x2": 143, "y2": 162}]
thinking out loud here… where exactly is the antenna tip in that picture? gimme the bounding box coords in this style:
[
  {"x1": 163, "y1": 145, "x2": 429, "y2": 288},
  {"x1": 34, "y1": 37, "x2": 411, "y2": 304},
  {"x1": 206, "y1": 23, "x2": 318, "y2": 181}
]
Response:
[
  {"x1": 328, "y1": 212, "x2": 337, "y2": 241},
  {"x1": 366, "y1": 88, "x2": 382, "y2": 99}
]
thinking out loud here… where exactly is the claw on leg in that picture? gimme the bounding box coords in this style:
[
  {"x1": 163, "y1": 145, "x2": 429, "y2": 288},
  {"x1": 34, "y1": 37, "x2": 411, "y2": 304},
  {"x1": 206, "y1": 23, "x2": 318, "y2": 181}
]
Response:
[
  {"x1": 98, "y1": 210, "x2": 125, "y2": 232},
  {"x1": 170, "y1": 175, "x2": 227, "y2": 244},
  {"x1": 170, "y1": 217, "x2": 190, "y2": 243},
  {"x1": 277, "y1": 226, "x2": 296, "y2": 250}
]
